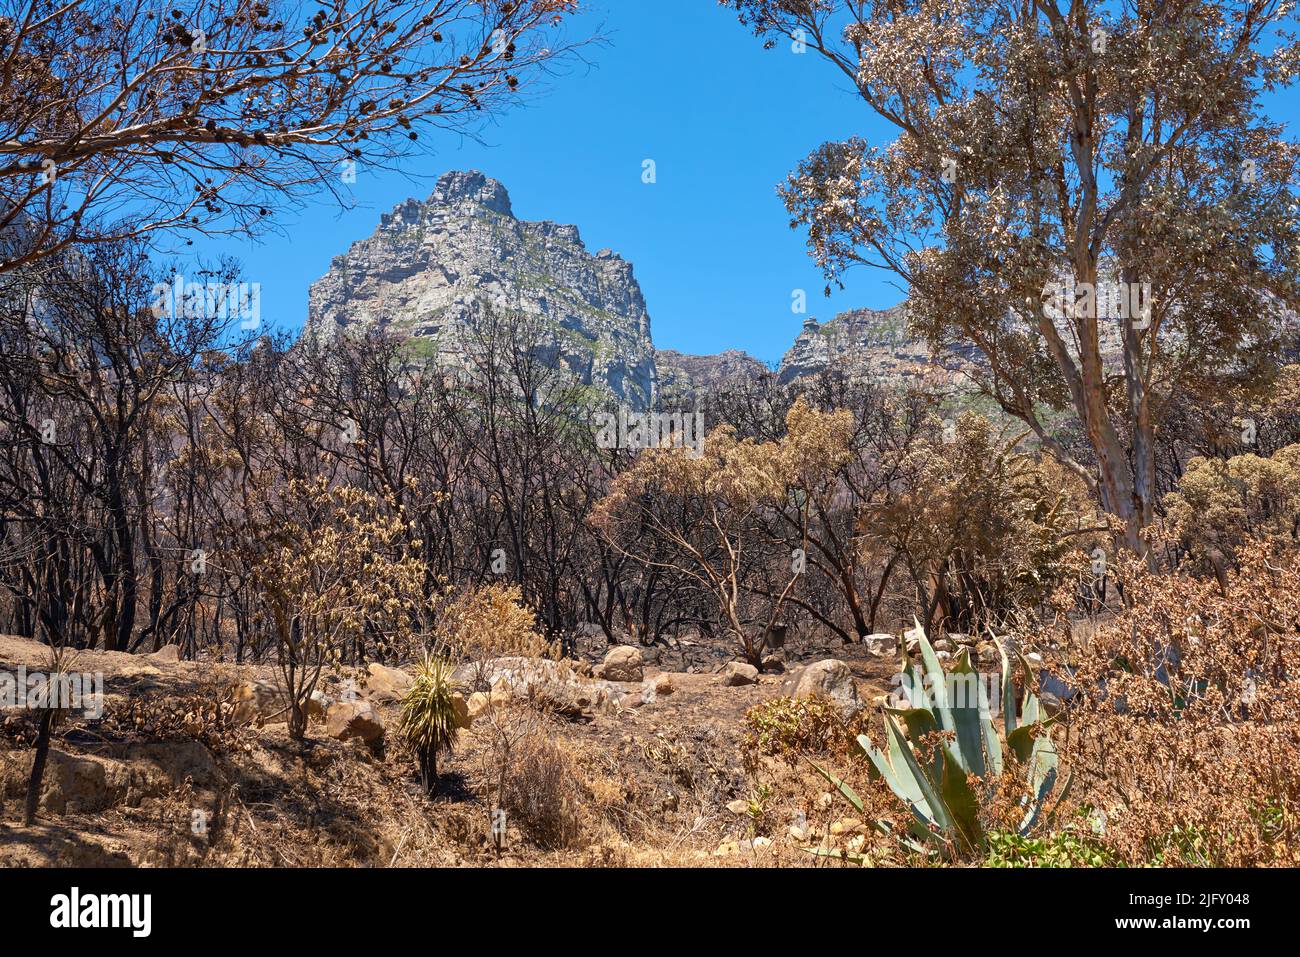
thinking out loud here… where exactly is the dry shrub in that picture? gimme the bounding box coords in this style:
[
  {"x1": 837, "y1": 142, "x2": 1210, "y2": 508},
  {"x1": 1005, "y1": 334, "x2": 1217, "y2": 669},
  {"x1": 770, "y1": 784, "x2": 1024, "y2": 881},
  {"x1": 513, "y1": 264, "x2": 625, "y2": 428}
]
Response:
[
  {"x1": 1058, "y1": 538, "x2": 1300, "y2": 866},
  {"x1": 102, "y1": 680, "x2": 247, "y2": 752},
  {"x1": 742, "y1": 696, "x2": 871, "y2": 768},
  {"x1": 440, "y1": 583, "x2": 556, "y2": 690},
  {"x1": 499, "y1": 730, "x2": 587, "y2": 850},
  {"x1": 478, "y1": 704, "x2": 592, "y2": 851}
]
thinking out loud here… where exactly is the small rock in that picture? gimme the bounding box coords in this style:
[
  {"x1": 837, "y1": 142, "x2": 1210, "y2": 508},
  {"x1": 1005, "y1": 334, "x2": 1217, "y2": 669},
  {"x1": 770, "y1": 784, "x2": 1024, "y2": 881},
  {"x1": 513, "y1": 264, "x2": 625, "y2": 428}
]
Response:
[
  {"x1": 830, "y1": 817, "x2": 864, "y2": 836},
  {"x1": 306, "y1": 689, "x2": 331, "y2": 721},
  {"x1": 231, "y1": 680, "x2": 289, "y2": 725},
  {"x1": 721, "y1": 662, "x2": 759, "y2": 686},
  {"x1": 933, "y1": 638, "x2": 954, "y2": 653},
  {"x1": 653, "y1": 674, "x2": 675, "y2": 695},
  {"x1": 760, "y1": 654, "x2": 786, "y2": 674},
  {"x1": 726, "y1": 799, "x2": 750, "y2": 815},
  {"x1": 149, "y1": 644, "x2": 181, "y2": 663},
  {"x1": 595, "y1": 646, "x2": 644, "y2": 683},
  {"x1": 789, "y1": 823, "x2": 810, "y2": 842},
  {"x1": 466, "y1": 690, "x2": 505, "y2": 722}
]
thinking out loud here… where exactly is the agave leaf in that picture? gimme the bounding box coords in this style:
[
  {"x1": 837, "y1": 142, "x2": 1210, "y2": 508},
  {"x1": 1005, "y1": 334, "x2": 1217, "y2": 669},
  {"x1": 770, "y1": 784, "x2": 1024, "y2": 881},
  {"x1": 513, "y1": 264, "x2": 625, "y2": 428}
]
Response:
[
  {"x1": 808, "y1": 758, "x2": 865, "y2": 814},
  {"x1": 1016, "y1": 647, "x2": 1041, "y2": 721},
  {"x1": 805, "y1": 846, "x2": 871, "y2": 865},
  {"x1": 1045, "y1": 771, "x2": 1075, "y2": 829},
  {"x1": 996, "y1": 633, "x2": 1017, "y2": 736},
  {"x1": 911, "y1": 618, "x2": 952, "y2": 729},
  {"x1": 1006, "y1": 723, "x2": 1039, "y2": 763},
  {"x1": 867, "y1": 732, "x2": 933, "y2": 827},
  {"x1": 974, "y1": 651, "x2": 1003, "y2": 777},
  {"x1": 882, "y1": 710, "x2": 952, "y2": 833},
  {"x1": 939, "y1": 740, "x2": 985, "y2": 854},
  {"x1": 1017, "y1": 764, "x2": 1058, "y2": 835},
  {"x1": 947, "y1": 648, "x2": 987, "y2": 778},
  {"x1": 1025, "y1": 729, "x2": 1060, "y2": 796},
  {"x1": 884, "y1": 706, "x2": 942, "y2": 780},
  {"x1": 1021, "y1": 691, "x2": 1041, "y2": 728}
]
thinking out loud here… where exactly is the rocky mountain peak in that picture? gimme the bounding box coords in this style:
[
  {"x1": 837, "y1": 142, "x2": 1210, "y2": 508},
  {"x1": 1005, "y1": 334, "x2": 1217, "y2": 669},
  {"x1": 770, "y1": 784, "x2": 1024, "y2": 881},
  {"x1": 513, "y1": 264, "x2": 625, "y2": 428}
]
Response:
[
  {"x1": 304, "y1": 170, "x2": 657, "y2": 407},
  {"x1": 426, "y1": 169, "x2": 514, "y2": 216}
]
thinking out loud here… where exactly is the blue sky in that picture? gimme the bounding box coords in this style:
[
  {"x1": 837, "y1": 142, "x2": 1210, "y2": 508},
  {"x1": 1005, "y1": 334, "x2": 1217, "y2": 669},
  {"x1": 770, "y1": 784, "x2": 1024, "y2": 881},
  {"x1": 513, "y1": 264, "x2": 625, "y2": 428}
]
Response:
[{"x1": 183, "y1": 1, "x2": 1297, "y2": 366}]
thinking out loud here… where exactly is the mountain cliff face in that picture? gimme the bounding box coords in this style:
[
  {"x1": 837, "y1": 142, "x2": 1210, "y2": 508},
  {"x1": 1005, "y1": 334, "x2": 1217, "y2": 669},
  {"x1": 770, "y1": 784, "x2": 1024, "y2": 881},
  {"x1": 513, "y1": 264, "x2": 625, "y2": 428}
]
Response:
[
  {"x1": 655, "y1": 348, "x2": 769, "y2": 403},
  {"x1": 305, "y1": 171, "x2": 658, "y2": 407},
  {"x1": 776, "y1": 305, "x2": 981, "y2": 385}
]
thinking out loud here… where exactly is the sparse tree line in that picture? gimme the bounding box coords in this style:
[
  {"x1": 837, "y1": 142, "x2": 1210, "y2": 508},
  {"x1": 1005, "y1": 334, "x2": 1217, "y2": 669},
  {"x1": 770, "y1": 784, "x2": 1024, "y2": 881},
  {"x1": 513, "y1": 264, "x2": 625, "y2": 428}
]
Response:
[{"x1": 4, "y1": 242, "x2": 1299, "y2": 674}]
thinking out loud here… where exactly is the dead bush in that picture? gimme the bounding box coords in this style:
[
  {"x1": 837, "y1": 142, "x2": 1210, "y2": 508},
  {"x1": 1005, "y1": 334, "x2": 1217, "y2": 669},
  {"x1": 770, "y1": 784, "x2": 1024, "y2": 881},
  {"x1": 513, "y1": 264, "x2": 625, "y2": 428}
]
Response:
[
  {"x1": 478, "y1": 705, "x2": 588, "y2": 851},
  {"x1": 440, "y1": 583, "x2": 557, "y2": 691},
  {"x1": 1056, "y1": 538, "x2": 1300, "y2": 866}
]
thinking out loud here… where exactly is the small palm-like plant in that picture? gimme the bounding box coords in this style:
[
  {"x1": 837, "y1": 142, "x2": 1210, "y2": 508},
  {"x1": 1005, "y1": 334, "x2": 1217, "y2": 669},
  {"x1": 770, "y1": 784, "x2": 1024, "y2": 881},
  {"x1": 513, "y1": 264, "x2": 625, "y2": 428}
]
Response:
[
  {"x1": 813, "y1": 621, "x2": 1071, "y2": 861},
  {"x1": 25, "y1": 645, "x2": 78, "y2": 826},
  {"x1": 398, "y1": 652, "x2": 460, "y2": 796}
]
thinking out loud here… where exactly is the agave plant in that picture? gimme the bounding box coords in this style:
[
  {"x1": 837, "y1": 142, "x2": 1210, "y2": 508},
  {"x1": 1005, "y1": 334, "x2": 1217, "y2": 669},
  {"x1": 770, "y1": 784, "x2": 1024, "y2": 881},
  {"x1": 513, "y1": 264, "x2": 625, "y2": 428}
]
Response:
[
  {"x1": 398, "y1": 652, "x2": 460, "y2": 796},
  {"x1": 813, "y1": 621, "x2": 1070, "y2": 860}
]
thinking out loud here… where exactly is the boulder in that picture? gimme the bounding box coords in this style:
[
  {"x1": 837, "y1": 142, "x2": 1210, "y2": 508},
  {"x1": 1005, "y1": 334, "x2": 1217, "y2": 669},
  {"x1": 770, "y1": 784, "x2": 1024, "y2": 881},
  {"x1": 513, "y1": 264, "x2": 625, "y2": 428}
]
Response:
[
  {"x1": 780, "y1": 659, "x2": 863, "y2": 718},
  {"x1": 1, "y1": 750, "x2": 126, "y2": 815},
  {"x1": 863, "y1": 633, "x2": 898, "y2": 658},
  {"x1": 325, "y1": 700, "x2": 384, "y2": 746},
  {"x1": 306, "y1": 689, "x2": 331, "y2": 721},
  {"x1": 149, "y1": 644, "x2": 181, "y2": 663},
  {"x1": 720, "y1": 662, "x2": 759, "y2": 687},
  {"x1": 595, "y1": 646, "x2": 644, "y2": 683},
  {"x1": 466, "y1": 690, "x2": 499, "y2": 722},
  {"x1": 760, "y1": 653, "x2": 786, "y2": 674},
  {"x1": 453, "y1": 656, "x2": 572, "y2": 694},
  {"x1": 365, "y1": 662, "x2": 413, "y2": 702},
  {"x1": 450, "y1": 692, "x2": 472, "y2": 730},
  {"x1": 231, "y1": 679, "x2": 290, "y2": 725},
  {"x1": 904, "y1": 627, "x2": 924, "y2": 654}
]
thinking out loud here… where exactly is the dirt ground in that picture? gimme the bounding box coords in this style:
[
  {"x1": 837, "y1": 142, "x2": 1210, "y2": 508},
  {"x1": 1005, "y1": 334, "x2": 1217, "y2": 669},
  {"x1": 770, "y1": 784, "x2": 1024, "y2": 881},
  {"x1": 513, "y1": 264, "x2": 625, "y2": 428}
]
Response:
[{"x1": 0, "y1": 633, "x2": 900, "y2": 867}]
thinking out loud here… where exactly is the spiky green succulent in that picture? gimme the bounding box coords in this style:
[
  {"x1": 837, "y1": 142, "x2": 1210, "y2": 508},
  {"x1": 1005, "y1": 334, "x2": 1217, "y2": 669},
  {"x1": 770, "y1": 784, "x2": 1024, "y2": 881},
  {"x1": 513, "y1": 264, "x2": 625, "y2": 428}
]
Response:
[
  {"x1": 813, "y1": 620, "x2": 1071, "y2": 861},
  {"x1": 398, "y1": 652, "x2": 460, "y2": 794}
]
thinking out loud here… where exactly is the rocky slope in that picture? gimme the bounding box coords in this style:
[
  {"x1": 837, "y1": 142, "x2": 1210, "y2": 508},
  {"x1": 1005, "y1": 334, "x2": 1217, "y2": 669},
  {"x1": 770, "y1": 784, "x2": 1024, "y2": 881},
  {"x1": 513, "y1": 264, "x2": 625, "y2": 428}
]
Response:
[
  {"x1": 655, "y1": 348, "x2": 770, "y2": 403},
  {"x1": 776, "y1": 305, "x2": 980, "y2": 386},
  {"x1": 305, "y1": 171, "x2": 658, "y2": 407},
  {"x1": 0, "y1": 632, "x2": 896, "y2": 867}
]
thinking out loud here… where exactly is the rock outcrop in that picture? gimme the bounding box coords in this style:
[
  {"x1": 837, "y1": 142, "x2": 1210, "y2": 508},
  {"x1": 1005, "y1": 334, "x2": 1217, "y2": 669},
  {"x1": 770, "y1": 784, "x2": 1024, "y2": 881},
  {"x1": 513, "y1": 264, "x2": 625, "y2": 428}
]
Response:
[
  {"x1": 655, "y1": 348, "x2": 768, "y2": 402},
  {"x1": 777, "y1": 305, "x2": 980, "y2": 385},
  {"x1": 305, "y1": 170, "x2": 658, "y2": 407}
]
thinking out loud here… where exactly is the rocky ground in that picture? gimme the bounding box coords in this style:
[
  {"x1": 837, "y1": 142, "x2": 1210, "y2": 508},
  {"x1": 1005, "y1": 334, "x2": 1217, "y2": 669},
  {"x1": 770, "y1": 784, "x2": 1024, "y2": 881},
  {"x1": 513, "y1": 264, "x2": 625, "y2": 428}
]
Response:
[{"x1": 0, "y1": 632, "x2": 907, "y2": 868}]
